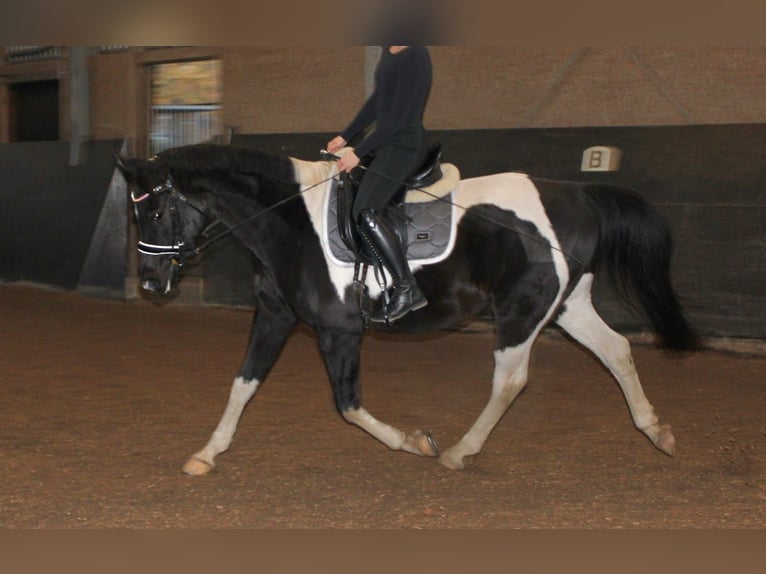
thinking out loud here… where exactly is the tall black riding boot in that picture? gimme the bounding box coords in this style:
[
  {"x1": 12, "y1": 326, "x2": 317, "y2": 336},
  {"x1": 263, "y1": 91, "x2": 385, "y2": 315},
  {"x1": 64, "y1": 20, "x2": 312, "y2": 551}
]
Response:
[{"x1": 357, "y1": 208, "x2": 428, "y2": 324}]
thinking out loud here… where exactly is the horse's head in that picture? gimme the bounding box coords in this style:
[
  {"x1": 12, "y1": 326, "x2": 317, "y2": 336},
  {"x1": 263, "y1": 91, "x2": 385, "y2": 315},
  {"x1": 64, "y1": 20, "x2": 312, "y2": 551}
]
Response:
[{"x1": 116, "y1": 153, "x2": 208, "y2": 296}]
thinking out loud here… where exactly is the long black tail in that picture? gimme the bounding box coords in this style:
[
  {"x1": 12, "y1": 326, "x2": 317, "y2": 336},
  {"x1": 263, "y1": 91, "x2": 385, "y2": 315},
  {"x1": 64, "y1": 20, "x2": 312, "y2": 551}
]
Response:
[{"x1": 582, "y1": 184, "x2": 699, "y2": 351}]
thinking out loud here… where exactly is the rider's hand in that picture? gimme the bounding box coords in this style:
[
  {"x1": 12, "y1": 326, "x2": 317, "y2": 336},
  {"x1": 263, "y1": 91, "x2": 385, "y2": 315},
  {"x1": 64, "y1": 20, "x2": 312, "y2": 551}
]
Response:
[
  {"x1": 326, "y1": 135, "x2": 347, "y2": 154},
  {"x1": 336, "y1": 150, "x2": 360, "y2": 173}
]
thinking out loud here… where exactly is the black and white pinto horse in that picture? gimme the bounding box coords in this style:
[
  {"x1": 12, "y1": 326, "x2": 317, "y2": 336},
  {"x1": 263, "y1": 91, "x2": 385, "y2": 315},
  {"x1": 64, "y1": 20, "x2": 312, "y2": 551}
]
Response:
[{"x1": 116, "y1": 143, "x2": 697, "y2": 475}]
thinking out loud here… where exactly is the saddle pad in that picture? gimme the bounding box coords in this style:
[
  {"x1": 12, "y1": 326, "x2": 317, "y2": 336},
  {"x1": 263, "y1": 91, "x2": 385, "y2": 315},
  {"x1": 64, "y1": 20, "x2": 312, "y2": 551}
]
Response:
[{"x1": 324, "y1": 184, "x2": 457, "y2": 267}]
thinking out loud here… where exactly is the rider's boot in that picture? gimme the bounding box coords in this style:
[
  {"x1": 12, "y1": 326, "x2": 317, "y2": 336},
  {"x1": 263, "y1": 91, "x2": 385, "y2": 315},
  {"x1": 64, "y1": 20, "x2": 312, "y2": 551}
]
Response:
[{"x1": 357, "y1": 208, "x2": 428, "y2": 324}]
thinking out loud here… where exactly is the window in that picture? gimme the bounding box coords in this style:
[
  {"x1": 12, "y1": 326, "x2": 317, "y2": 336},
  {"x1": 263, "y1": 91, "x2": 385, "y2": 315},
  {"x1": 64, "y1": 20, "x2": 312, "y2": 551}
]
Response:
[{"x1": 149, "y1": 59, "x2": 222, "y2": 154}]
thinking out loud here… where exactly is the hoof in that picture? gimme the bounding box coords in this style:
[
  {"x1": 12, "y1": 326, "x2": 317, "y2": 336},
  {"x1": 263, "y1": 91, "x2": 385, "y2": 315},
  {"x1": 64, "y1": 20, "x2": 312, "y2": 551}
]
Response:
[
  {"x1": 182, "y1": 456, "x2": 215, "y2": 476},
  {"x1": 438, "y1": 448, "x2": 465, "y2": 470},
  {"x1": 414, "y1": 430, "x2": 439, "y2": 457},
  {"x1": 657, "y1": 425, "x2": 675, "y2": 456}
]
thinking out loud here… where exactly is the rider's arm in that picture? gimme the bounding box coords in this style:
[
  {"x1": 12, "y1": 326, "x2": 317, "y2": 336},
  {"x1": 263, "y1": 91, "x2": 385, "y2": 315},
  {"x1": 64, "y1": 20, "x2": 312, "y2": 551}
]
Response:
[{"x1": 340, "y1": 90, "x2": 378, "y2": 145}]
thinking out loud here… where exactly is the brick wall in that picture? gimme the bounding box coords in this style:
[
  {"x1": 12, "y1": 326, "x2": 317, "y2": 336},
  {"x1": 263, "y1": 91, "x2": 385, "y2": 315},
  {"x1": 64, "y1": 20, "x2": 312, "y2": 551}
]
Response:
[
  {"x1": 221, "y1": 47, "x2": 364, "y2": 134},
  {"x1": 425, "y1": 47, "x2": 766, "y2": 129},
  {"x1": 47, "y1": 46, "x2": 766, "y2": 144},
  {"x1": 215, "y1": 47, "x2": 766, "y2": 133}
]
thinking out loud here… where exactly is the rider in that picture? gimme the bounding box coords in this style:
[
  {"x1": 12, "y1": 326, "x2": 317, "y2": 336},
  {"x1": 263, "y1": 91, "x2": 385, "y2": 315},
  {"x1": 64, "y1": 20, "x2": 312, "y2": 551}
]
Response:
[{"x1": 326, "y1": 45, "x2": 433, "y2": 324}]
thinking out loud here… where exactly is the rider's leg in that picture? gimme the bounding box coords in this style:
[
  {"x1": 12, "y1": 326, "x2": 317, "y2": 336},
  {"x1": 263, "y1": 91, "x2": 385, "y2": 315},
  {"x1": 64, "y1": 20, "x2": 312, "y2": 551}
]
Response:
[
  {"x1": 351, "y1": 145, "x2": 419, "y2": 219},
  {"x1": 352, "y1": 144, "x2": 427, "y2": 323},
  {"x1": 357, "y1": 208, "x2": 427, "y2": 323}
]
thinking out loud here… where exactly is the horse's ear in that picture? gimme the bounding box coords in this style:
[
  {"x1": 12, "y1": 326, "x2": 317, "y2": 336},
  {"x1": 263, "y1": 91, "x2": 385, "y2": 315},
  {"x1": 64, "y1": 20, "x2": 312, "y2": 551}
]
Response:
[{"x1": 114, "y1": 151, "x2": 135, "y2": 174}]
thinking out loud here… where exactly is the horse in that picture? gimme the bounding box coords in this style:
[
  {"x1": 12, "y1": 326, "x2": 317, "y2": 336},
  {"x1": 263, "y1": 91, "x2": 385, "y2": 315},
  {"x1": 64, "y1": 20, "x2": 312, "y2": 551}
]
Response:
[{"x1": 115, "y1": 142, "x2": 698, "y2": 475}]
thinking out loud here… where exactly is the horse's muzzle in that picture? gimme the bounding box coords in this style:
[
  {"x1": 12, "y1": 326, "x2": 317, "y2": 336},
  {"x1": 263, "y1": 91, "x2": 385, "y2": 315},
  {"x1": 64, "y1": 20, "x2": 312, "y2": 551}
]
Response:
[
  {"x1": 141, "y1": 279, "x2": 164, "y2": 294},
  {"x1": 140, "y1": 258, "x2": 179, "y2": 296}
]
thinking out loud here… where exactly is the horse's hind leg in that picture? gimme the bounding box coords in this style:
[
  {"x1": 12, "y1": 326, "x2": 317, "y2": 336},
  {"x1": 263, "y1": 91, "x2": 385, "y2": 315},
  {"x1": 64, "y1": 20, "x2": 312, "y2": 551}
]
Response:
[
  {"x1": 317, "y1": 327, "x2": 438, "y2": 458},
  {"x1": 439, "y1": 340, "x2": 533, "y2": 469},
  {"x1": 183, "y1": 292, "x2": 297, "y2": 476},
  {"x1": 555, "y1": 274, "x2": 675, "y2": 455}
]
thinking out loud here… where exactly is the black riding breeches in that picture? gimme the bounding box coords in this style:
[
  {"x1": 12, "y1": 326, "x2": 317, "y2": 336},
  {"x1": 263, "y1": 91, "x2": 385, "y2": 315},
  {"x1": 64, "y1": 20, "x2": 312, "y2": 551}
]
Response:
[{"x1": 351, "y1": 144, "x2": 422, "y2": 221}]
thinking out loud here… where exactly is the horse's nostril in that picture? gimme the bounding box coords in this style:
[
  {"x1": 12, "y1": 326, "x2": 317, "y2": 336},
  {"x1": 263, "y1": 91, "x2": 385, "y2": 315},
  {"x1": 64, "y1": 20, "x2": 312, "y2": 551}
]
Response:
[{"x1": 141, "y1": 280, "x2": 162, "y2": 294}]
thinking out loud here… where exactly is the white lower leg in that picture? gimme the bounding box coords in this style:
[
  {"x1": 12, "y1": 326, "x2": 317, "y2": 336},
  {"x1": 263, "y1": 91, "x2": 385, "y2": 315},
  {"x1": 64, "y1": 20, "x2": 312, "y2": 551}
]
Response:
[
  {"x1": 607, "y1": 353, "x2": 674, "y2": 454},
  {"x1": 557, "y1": 277, "x2": 672, "y2": 453},
  {"x1": 342, "y1": 407, "x2": 437, "y2": 456},
  {"x1": 183, "y1": 376, "x2": 260, "y2": 475},
  {"x1": 609, "y1": 348, "x2": 659, "y2": 429},
  {"x1": 440, "y1": 345, "x2": 530, "y2": 469}
]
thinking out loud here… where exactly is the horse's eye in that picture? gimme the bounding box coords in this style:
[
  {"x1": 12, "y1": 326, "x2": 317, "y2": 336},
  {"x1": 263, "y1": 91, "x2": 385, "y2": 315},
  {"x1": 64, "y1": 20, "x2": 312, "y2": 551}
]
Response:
[{"x1": 152, "y1": 212, "x2": 163, "y2": 221}]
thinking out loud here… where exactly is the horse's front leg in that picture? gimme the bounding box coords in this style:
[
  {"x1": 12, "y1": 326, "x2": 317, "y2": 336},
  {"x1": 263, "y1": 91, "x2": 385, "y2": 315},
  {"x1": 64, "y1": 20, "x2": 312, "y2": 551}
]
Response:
[
  {"x1": 183, "y1": 293, "x2": 297, "y2": 475},
  {"x1": 317, "y1": 327, "x2": 439, "y2": 458}
]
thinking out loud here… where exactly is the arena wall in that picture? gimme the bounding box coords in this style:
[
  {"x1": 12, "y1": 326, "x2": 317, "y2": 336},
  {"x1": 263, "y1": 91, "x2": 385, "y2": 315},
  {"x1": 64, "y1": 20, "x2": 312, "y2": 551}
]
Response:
[{"x1": 1, "y1": 47, "x2": 764, "y2": 339}]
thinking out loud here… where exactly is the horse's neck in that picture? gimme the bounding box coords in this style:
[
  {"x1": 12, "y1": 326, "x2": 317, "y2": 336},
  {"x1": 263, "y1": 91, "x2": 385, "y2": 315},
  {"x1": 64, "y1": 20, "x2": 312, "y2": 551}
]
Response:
[{"x1": 204, "y1": 172, "x2": 310, "y2": 246}]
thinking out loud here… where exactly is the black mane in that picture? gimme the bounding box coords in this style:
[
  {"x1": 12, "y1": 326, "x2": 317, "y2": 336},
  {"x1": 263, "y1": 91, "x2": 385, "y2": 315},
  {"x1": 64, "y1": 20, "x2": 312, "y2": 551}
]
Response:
[{"x1": 156, "y1": 143, "x2": 297, "y2": 185}]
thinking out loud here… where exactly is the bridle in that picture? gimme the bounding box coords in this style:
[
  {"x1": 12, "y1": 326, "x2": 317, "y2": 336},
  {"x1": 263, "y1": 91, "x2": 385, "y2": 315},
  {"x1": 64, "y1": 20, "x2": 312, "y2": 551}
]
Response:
[{"x1": 131, "y1": 178, "x2": 197, "y2": 267}]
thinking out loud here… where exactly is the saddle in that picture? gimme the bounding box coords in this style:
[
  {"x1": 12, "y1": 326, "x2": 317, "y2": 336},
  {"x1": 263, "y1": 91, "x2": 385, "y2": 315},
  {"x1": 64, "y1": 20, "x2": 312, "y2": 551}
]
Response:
[{"x1": 329, "y1": 144, "x2": 460, "y2": 267}]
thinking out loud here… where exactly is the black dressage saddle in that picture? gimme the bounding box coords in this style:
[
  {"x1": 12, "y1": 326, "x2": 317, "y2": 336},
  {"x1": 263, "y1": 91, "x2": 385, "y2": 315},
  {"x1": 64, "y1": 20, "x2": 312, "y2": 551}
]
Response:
[{"x1": 335, "y1": 144, "x2": 445, "y2": 267}]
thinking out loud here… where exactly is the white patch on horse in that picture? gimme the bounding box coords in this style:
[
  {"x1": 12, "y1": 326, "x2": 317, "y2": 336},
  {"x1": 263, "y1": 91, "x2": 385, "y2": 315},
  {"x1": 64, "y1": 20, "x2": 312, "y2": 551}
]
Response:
[
  {"x1": 453, "y1": 172, "x2": 571, "y2": 300},
  {"x1": 291, "y1": 156, "x2": 395, "y2": 302}
]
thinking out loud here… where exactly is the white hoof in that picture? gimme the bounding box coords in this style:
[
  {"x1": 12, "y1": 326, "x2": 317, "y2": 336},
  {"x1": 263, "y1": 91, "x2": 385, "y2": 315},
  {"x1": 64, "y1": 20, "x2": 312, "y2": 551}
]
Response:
[
  {"x1": 656, "y1": 424, "x2": 676, "y2": 456},
  {"x1": 182, "y1": 456, "x2": 216, "y2": 476},
  {"x1": 438, "y1": 448, "x2": 466, "y2": 470}
]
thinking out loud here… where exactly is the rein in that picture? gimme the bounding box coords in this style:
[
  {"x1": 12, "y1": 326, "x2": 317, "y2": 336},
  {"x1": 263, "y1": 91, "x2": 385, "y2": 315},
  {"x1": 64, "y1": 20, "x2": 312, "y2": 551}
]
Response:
[
  {"x1": 132, "y1": 151, "x2": 587, "y2": 271},
  {"x1": 132, "y1": 172, "x2": 337, "y2": 266}
]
